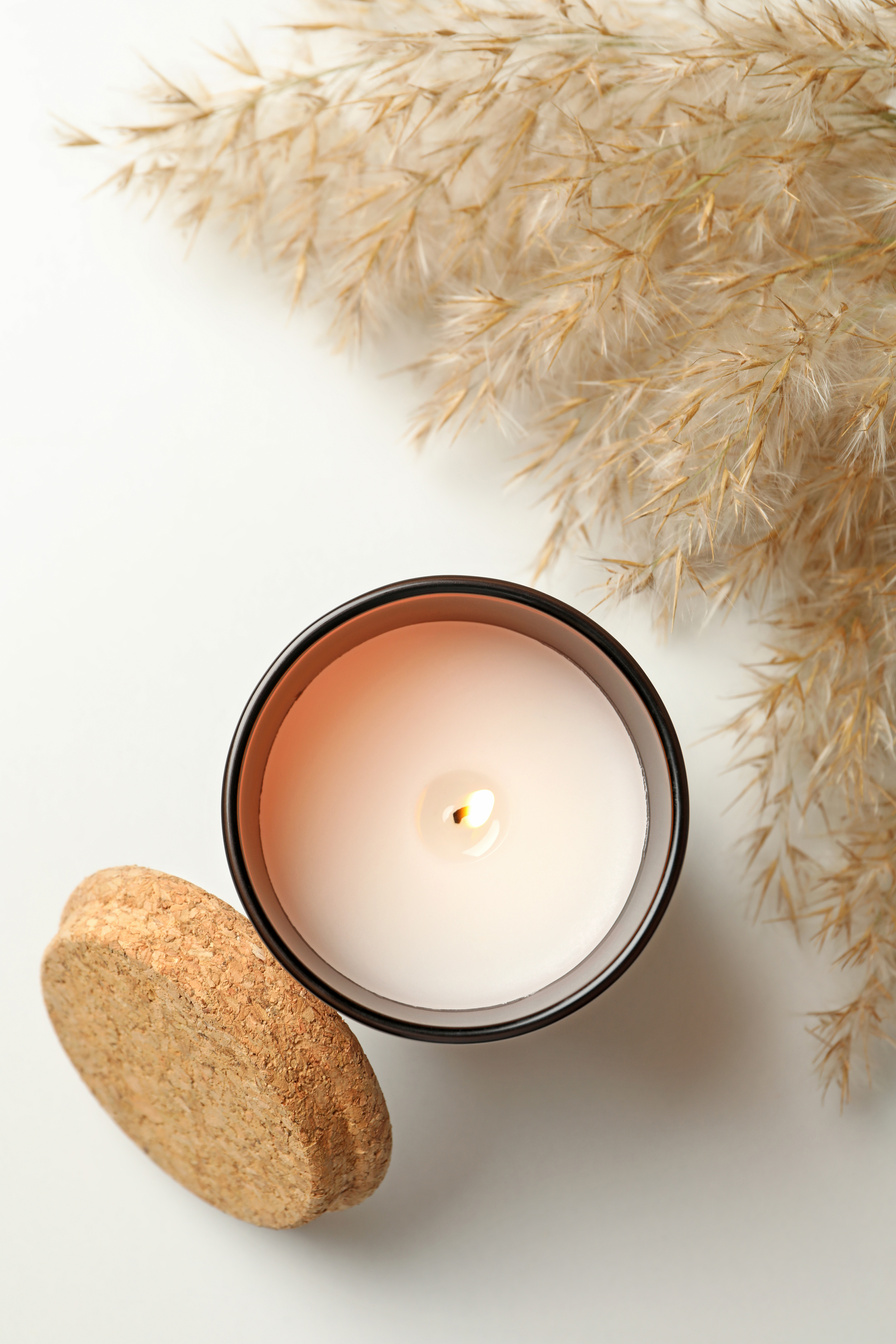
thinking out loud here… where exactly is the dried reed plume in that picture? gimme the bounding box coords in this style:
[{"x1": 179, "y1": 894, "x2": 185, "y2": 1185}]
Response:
[{"x1": 75, "y1": 0, "x2": 896, "y2": 1098}]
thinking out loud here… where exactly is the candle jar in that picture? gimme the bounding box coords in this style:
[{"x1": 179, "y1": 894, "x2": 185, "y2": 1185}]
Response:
[{"x1": 223, "y1": 576, "x2": 688, "y2": 1042}]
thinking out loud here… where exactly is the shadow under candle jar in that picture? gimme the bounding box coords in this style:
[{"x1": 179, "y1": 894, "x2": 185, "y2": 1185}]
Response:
[{"x1": 222, "y1": 576, "x2": 688, "y2": 1042}]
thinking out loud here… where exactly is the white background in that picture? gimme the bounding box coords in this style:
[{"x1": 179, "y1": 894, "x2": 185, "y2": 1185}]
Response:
[{"x1": 4, "y1": 3, "x2": 896, "y2": 1340}]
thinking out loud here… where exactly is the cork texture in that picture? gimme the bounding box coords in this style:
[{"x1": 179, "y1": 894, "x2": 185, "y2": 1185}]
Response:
[{"x1": 41, "y1": 866, "x2": 391, "y2": 1228}]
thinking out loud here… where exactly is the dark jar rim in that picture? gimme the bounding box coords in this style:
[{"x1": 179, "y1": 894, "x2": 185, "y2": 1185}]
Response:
[{"x1": 222, "y1": 574, "x2": 689, "y2": 1042}]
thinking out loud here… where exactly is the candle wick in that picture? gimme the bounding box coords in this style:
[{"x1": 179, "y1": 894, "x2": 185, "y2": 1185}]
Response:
[{"x1": 452, "y1": 806, "x2": 470, "y2": 825}]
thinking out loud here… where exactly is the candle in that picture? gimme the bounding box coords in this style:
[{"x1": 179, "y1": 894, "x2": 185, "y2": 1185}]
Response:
[
  {"x1": 224, "y1": 577, "x2": 687, "y2": 1040},
  {"x1": 259, "y1": 620, "x2": 647, "y2": 1010}
]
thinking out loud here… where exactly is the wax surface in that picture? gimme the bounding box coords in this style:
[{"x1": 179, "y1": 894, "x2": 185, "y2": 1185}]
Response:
[{"x1": 260, "y1": 621, "x2": 648, "y2": 1010}]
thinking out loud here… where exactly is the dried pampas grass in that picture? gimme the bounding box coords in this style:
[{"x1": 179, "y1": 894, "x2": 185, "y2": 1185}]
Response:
[{"x1": 74, "y1": 0, "x2": 896, "y2": 1098}]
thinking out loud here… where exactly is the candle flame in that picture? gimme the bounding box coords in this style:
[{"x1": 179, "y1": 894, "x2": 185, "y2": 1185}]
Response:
[{"x1": 452, "y1": 789, "x2": 495, "y2": 828}]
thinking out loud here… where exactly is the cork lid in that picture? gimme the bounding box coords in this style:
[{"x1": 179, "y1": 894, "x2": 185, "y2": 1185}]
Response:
[{"x1": 41, "y1": 866, "x2": 391, "y2": 1228}]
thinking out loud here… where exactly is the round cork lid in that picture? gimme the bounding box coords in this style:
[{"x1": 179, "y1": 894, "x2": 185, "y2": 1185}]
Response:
[{"x1": 41, "y1": 866, "x2": 391, "y2": 1228}]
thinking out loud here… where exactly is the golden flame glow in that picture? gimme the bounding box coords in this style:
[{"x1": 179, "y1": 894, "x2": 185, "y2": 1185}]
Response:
[{"x1": 452, "y1": 789, "x2": 495, "y2": 829}]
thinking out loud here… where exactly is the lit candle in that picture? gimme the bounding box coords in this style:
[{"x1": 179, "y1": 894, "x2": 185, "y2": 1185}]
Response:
[
  {"x1": 260, "y1": 620, "x2": 646, "y2": 1009},
  {"x1": 224, "y1": 577, "x2": 687, "y2": 1041}
]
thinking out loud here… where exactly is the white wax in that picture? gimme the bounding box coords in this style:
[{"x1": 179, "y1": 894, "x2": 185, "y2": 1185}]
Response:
[{"x1": 259, "y1": 621, "x2": 647, "y2": 1010}]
